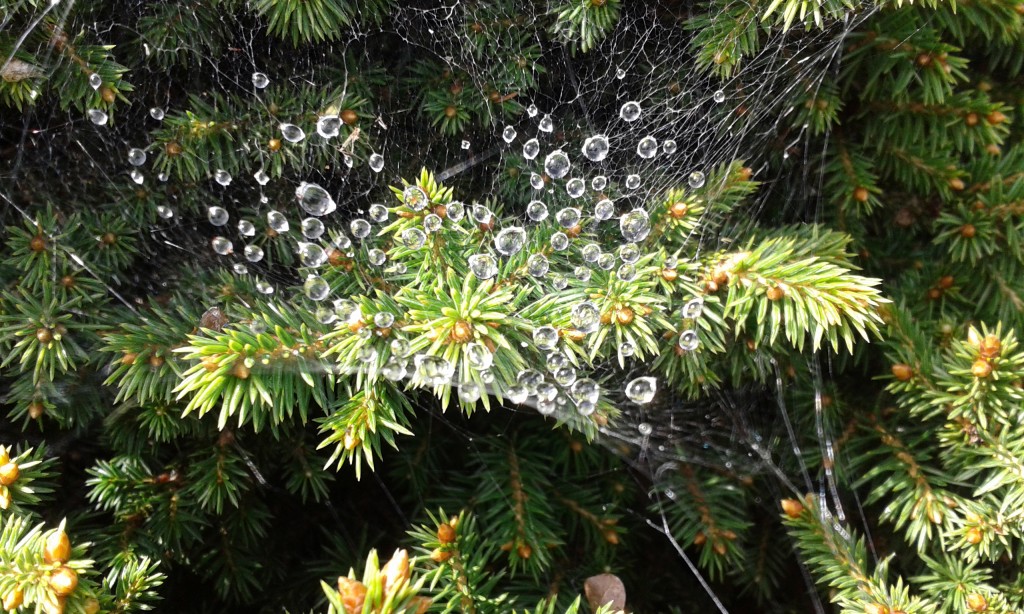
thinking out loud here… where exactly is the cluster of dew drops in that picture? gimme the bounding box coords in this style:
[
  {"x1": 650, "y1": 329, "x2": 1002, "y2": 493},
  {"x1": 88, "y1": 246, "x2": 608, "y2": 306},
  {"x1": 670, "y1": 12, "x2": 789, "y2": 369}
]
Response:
[{"x1": 94, "y1": 69, "x2": 721, "y2": 425}]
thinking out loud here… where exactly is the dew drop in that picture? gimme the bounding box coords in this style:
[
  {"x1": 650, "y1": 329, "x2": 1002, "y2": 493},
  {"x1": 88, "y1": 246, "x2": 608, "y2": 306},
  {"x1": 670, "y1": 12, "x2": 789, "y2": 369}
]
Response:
[
  {"x1": 303, "y1": 275, "x2": 330, "y2": 301},
  {"x1": 619, "y1": 101, "x2": 641, "y2": 122},
  {"x1": 616, "y1": 68, "x2": 626, "y2": 79},
  {"x1": 526, "y1": 104, "x2": 539, "y2": 117},
  {"x1": 424, "y1": 213, "x2": 443, "y2": 233},
  {"x1": 296, "y1": 182, "x2": 335, "y2": 216},
  {"x1": 89, "y1": 73, "x2": 102, "y2": 89},
  {"x1": 582, "y1": 135, "x2": 610, "y2": 162},
  {"x1": 538, "y1": 114, "x2": 554, "y2": 132},
  {"x1": 465, "y1": 341, "x2": 493, "y2": 370},
  {"x1": 571, "y1": 301, "x2": 600, "y2": 334},
  {"x1": 280, "y1": 123, "x2": 305, "y2": 143},
  {"x1": 527, "y1": 200, "x2": 548, "y2": 222},
  {"x1": 550, "y1": 232, "x2": 569, "y2": 251},
  {"x1": 461, "y1": 140, "x2": 471, "y2": 150},
  {"x1": 591, "y1": 175, "x2": 608, "y2": 191},
  {"x1": 156, "y1": 205, "x2": 173, "y2": 219},
  {"x1": 662, "y1": 139, "x2": 678, "y2": 155},
  {"x1": 530, "y1": 173, "x2": 545, "y2": 190},
  {"x1": 638, "y1": 422, "x2": 653, "y2": 435},
  {"x1": 238, "y1": 220, "x2": 255, "y2": 237},
  {"x1": 682, "y1": 298, "x2": 704, "y2": 319},
  {"x1": 566, "y1": 178, "x2": 586, "y2": 199},
  {"x1": 459, "y1": 382, "x2": 482, "y2": 403},
  {"x1": 619, "y1": 209, "x2": 651, "y2": 242},
  {"x1": 636, "y1": 136, "x2": 659, "y2": 159},
  {"x1": 556, "y1": 207, "x2": 581, "y2": 228},
  {"x1": 316, "y1": 115, "x2": 341, "y2": 139},
  {"x1": 402, "y1": 186, "x2": 429, "y2": 211},
  {"x1": 368, "y1": 248, "x2": 386, "y2": 265},
  {"x1": 368, "y1": 153, "x2": 384, "y2": 172},
  {"x1": 594, "y1": 199, "x2": 615, "y2": 221},
  {"x1": 88, "y1": 109, "x2": 108, "y2": 125},
  {"x1": 678, "y1": 329, "x2": 699, "y2": 351},
  {"x1": 544, "y1": 150, "x2": 571, "y2": 180},
  {"x1": 254, "y1": 169, "x2": 270, "y2": 185},
  {"x1": 522, "y1": 138, "x2": 540, "y2": 160},
  {"x1": 688, "y1": 171, "x2": 706, "y2": 189},
  {"x1": 713, "y1": 89, "x2": 726, "y2": 103},
  {"x1": 127, "y1": 148, "x2": 147, "y2": 167},
  {"x1": 129, "y1": 169, "x2": 144, "y2": 184},
  {"x1": 374, "y1": 312, "x2": 395, "y2": 329},
  {"x1": 267, "y1": 210, "x2": 289, "y2": 233},
  {"x1": 533, "y1": 326, "x2": 559, "y2": 350},
  {"x1": 301, "y1": 218, "x2": 325, "y2": 239},
  {"x1": 256, "y1": 279, "x2": 275, "y2": 294},
  {"x1": 468, "y1": 253, "x2": 498, "y2": 280},
  {"x1": 446, "y1": 201, "x2": 465, "y2": 221},
  {"x1": 368, "y1": 204, "x2": 388, "y2": 223},
  {"x1": 494, "y1": 227, "x2": 527, "y2": 256},
  {"x1": 214, "y1": 169, "x2": 232, "y2": 186},
  {"x1": 625, "y1": 174, "x2": 641, "y2": 190},
  {"x1": 402, "y1": 228, "x2": 427, "y2": 249},
  {"x1": 149, "y1": 107, "x2": 165, "y2": 120},
  {"x1": 207, "y1": 206, "x2": 229, "y2": 226},
  {"x1": 252, "y1": 72, "x2": 270, "y2": 89},
  {"x1": 244, "y1": 244, "x2": 264, "y2": 262},
  {"x1": 626, "y1": 377, "x2": 657, "y2": 404},
  {"x1": 502, "y1": 125, "x2": 517, "y2": 143},
  {"x1": 527, "y1": 253, "x2": 549, "y2": 278},
  {"x1": 211, "y1": 236, "x2": 233, "y2": 255}
]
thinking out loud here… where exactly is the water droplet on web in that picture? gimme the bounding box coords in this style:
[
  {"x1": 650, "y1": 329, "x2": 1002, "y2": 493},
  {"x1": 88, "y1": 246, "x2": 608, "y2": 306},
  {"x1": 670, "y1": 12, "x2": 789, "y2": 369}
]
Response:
[
  {"x1": 571, "y1": 378, "x2": 600, "y2": 403},
  {"x1": 296, "y1": 182, "x2": 335, "y2": 216},
  {"x1": 582, "y1": 244, "x2": 601, "y2": 263},
  {"x1": 664, "y1": 256, "x2": 678, "y2": 269},
  {"x1": 214, "y1": 169, "x2": 232, "y2": 186},
  {"x1": 526, "y1": 104, "x2": 539, "y2": 117},
  {"x1": 382, "y1": 359, "x2": 407, "y2": 381},
  {"x1": 577, "y1": 400, "x2": 596, "y2": 416},
  {"x1": 662, "y1": 139, "x2": 678, "y2": 155},
  {"x1": 402, "y1": 228, "x2": 427, "y2": 249},
  {"x1": 713, "y1": 89, "x2": 726, "y2": 103},
  {"x1": 156, "y1": 205, "x2": 173, "y2": 219},
  {"x1": 626, "y1": 377, "x2": 657, "y2": 404},
  {"x1": 527, "y1": 200, "x2": 548, "y2": 222},
  {"x1": 207, "y1": 206, "x2": 229, "y2": 226},
  {"x1": 232, "y1": 263, "x2": 247, "y2": 275},
  {"x1": 254, "y1": 169, "x2": 270, "y2": 185},
  {"x1": 494, "y1": 227, "x2": 527, "y2": 256},
  {"x1": 465, "y1": 341, "x2": 493, "y2": 370},
  {"x1": 598, "y1": 253, "x2": 615, "y2": 270},
  {"x1": 130, "y1": 169, "x2": 144, "y2": 184},
  {"x1": 374, "y1": 312, "x2": 395, "y2": 328},
  {"x1": 595, "y1": 199, "x2": 615, "y2": 221},
  {"x1": 546, "y1": 352, "x2": 568, "y2": 373},
  {"x1": 252, "y1": 72, "x2": 270, "y2": 89},
  {"x1": 469, "y1": 253, "x2": 498, "y2": 279},
  {"x1": 211, "y1": 236, "x2": 233, "y2": 255},
  {"x1": 619, "y1": 101, "x2": 641, "y2": 122},
  {"x1": 551, "y1": 274, "x2": 568, "y2": 290},
  {"x1": 89, "y1": 73, "x2": 102, "y2": 89},
  {"x1": 157, "y1": 173, "x2": 168, "y2": 182},
  {"x1": 461, "y1": 140, "x2": 471, "y2": 150},
  {"x1": 472, "y1": 204, "x2": 492, "y2": 224},
  {"x1": 616, "y1": 68, "x2": 626, "y2": 79},
  {"x1": 128, "y1": 148, "x2": 147, "y2": 166},
  {"x1": 575, "y1": 266, "x2": 591, "y2": 282},
  {"x1": 303, "y1": 275, "x2": 330, "y2": 301},
  {"x1": 617, "y1": 263, "x2": 637, "y2": 281},
  {"x1": 636, "y1": 136, "x2": 658, "y2": 159},
  {"x1": 368, "y1": 248, "x2": 386, "y2": 265},
  {"x1": 538, "y1": 114, "x2": 554, "y2": 133},
  {"x1": 87, "y1": 109, "x2": 108, "y2": 125},
  {"x1": 424, "y1": 213, "x2": 443, "y2": 233},
  {"x1": 530, "y1": 173, "x2": 545, "y2": 190},
  {"x1": 566, "y1": 178, "x2": 585, "y2": 199},
  {"x1": 415, "y1": 355, "x2": 455, "y2": 387},
  {"x1": 280, "y1": 123, "x2": 305, "y2": 143},
  {"x1": 502, "y1": 125, "x2": 517, "y2": 143},
  {"x1": 316, "y1": 115, "x2": 341, "y2": 139},
  {"x1": 317, "y1": 307, "x2": 337, "y2": 324},
  {"x1": 592, "y1": 175, "x2": 608, "y2": 191},
  {"x1": 507, "y1": 385, "x2": 529, "y2": 404},
  {"x1": 551, "y1": 232, "x2": 569, "y2": 251},
  {"x1": 238, "y1": 220, "x2": 255, "y2": 237},
  {"x1": 688, "y1": 171, "x2": 706, "y2": 189},
  {"x1": 637, "y1": 421, "x2": 653, "y2": 435},
  {"x1": 357, "y1": 346, "x2": 378, "y2": 363},
  {"x1": 149, "y1": 107, "x2": 165, "y2": 120},
  {"x1": 533, "y1": 326, "x2": 559, "y2": 350},
  {"x1": 619, "y1": 243, "x2": 640, "y2": 263},
  {"x1": 390, "y1": 338, "x2": 410, "y2": 357},
  {"x1": 678, "y1": 329, "x2": 699, "y2": 351},
  {"x1": 268, "y1": 210, "x2": 289, "y2": 233},
  {"x1": 571, "y1": 301, "x2": 600, "y2": 333},
  {"x1": 582, "y1": 135, "x2": 610, "y2": 162},
  {"x1": 544, "y1": 150, "x2": 571, "y2": 179},
  {"x1": 556, "y1": 207, "x2": 581, "y2": 228},
  {"x1": 301, "y1": 218, "x2": 325, "y2": 239},
  {"x1": 682, "y1": 298, "x2": 704, "y2": 319},
  {"x1": 625, "y1": 174, "x2": 641, "y2": 190},
  {"x1": 527, "y1": 254, "x2": 549, "y2": 277},
  {"x1": 620, "y1": 209, "x2": 651, "y2": 242},
  {"x1": 368, "y1": 153, "x2": 384, "y2": 172},
  {"x1": 334, "y1": 234, "x2": 352, "y2": 250},
  {"x1": 403, "y1": 186, "x2": 429, "y2": 211},
  {"x1": 522, "y1": 138, "x2": 540, "y2": 160},
  {"x1": 447, "y1": 201, "x2": 465, "y2": 221},
  {"x1": 244, "y1": 244, "x2": 264, "y2": 262},
  {"x1": 619, "y1": 341, "x2": 636, "y2": 357},
  {"x1": 256, "y1": 279, "x2": 274, "y2": 294},
  {"x1": 368, "y1": 204, "x2": 388, "y2": 223},
  {"x1": 459, "y1": 382, "x2": 482, "y2": 403}
]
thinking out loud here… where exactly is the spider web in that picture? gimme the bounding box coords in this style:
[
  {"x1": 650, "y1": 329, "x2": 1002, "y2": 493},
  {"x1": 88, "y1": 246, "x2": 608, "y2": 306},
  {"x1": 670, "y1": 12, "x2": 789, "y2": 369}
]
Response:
[{"x1": 0, "y1": 0, "x2": 880, "y2": 610}]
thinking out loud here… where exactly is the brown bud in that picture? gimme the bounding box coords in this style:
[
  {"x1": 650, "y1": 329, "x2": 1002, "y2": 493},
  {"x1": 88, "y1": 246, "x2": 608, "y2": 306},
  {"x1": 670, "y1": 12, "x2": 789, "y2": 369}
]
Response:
[
  {"x1": 381, "y1": 549, "x2": 410, "y2": 597},
  {"x1": 565, "y1": 223, "x2": 582, "y2": 238},
  {"x1": 232, "y1": 360, "x2": 250, "y2": 380},
  {"x1": 83, "y1": 598, "x2": 100, "y2": 614},
  {"x1": 431, "y1": 548, "x2": 454, "y2": 563},
  {"x1": 864, "y1": 605, "x2": 890, "y2": 614},
  {"x1": 668, "y1": 202, "x2": 688, "y2": 218},
  {"x1": 949, "y1": 178, "x2": 966, "y2": 191},
  {"x1": 438, "y1": 523, "x2": 456, "y2": 544},
  {"x1": 0, "y1": 463, "x2": 20, "y2": 486},
  {"x1": 971, "y1": 359, "x2": 993, "y2": 378},
  {"x1": 28, "y1": 401, "x2": 45, "y2": 419},
  {"x1": 2, "y1": 588, "x2": 24, "y2": 611},
  {"x1": 986, "y1": 111, "x2": 1006, "y2": 125},
  {"x1": 852, "y1": 186, "x2": 870, "y2": 202},
  {"x1": 516, "y1": 543, "x2": 532, "y2": 559},
  {"x1": 979, "y1": 335, "x2": 1001, "y2": 359},
  {"x1": 444, "y1": 105, "x2": 458, "y2": 119},
  {"x1": 661, "y1": 268, "x2": 678, "y2": 282},
  {"x1": 937, "y1": 275, "x2": 955, "y2": 290},
  {"x1": 693, "y1": 531, "x2": 707, "y2": 545},
  {"x1": 965, "y1": 113, "x2": 980, "y2": 127},
  {"x1": 927, "y1": 288, "x2": 943, "y2": 301},
  {"x1": 616, "y1": 307, "x2": 634, "y2": 325},
  {"x1": 781, "y1": 498, "x2": 805, "y2": 519},
  {"x1": 891, "y1": 363, "x2": 913, "y2": 381},
  {"x1": 148, "y1": 354, "x2": 165, "y2": 368},
  {"x1": 49, "y1": 566, "x2": 78, "y2": 597},
  {"x1": 451, "y1": 320, "x2": 474, "y2": 343},
  {"x1": 100, "y1": 86, "x2": 116, "y2": 104},
  {"x1": 960, "y1": 224, "x2": 976, "y2": 238},
  {"x1": 766, "y1": 286, "x2": 785, "y2": 301},
  {"x1": 603, "y1": 529, "x2": 619, "y2": 545},
  {"x1": 165, "y1": 141, "x2": 183, "y2": 156},
  {"x1": 336, "y1": 577, "x2": 367, "y2": 614},
  {"x1": 564, "y1": 329, "x2": 586, "y2": 342},
  {"x1": 343, "y1": 430, "x2": 360, "y2": 451},
  {"x1": 738, "y1": 166, "x2": 753, "y2": 181},
  {"x1": 268, "y1": 138, "x2": 282, "y2": 152},
  {"x1": 966, "y1": 593, "x2": 988, "y2": 612},
  {"x1": 44, "y1": 530, "x2": 72, "y2": 564},
  {"x1": 340, "y1": 109, "x2": 358, "y2": 125},
  {"x1": 37, "y1": 327, "x2": 53, "y2": 343},
  {"x1": 966, "y1": 527, "x2": 983, "y2": 544},
  {"x1": 713, "y1": 541, "x2": 727, "y2": 555},
  {"x1": 478, "y1": 216, "x2": 495, "y2": 232}
]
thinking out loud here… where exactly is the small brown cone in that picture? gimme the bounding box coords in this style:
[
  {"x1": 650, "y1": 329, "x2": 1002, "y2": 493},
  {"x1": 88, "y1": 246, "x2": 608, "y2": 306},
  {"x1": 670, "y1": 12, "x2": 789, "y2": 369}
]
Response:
[
  {"x1": 437, "y1": 523, "x2": 456, "y2": 544},
  {"x1": 44, "y1": 529, "x2": 72, "y2": 564},
  {"x1": 781, "y1": 498, "x2": 805, "y2": 519},
  {"x1": 584, "y1": 573, "x2": 627, "y2": 612},
  {"x1": 49, "y1": 566, "x2": 78, "y2": 597},
  {"x1": 971, "y1": 359, "x2": 993, "y2": 378},
  {"x1": 337, "y1": 577, "x2": 367, "y2": 614},
  {"x1": 891, "y1": 363, "x2": 913, "y2": 381}
]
